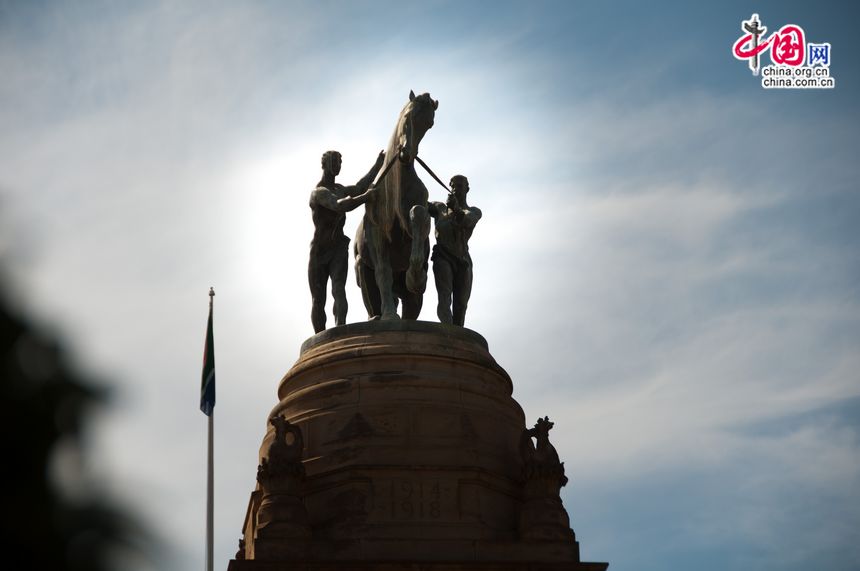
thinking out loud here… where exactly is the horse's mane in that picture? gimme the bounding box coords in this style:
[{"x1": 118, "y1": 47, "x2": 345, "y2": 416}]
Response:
[
  {"x1": 368, "y1": 92, "x2": 436, "y2": 241},
  {"x1": 369, "y1": 100, "x2": 411, "y2": 240}
]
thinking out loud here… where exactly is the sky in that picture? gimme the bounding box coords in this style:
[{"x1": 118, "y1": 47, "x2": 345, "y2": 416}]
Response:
[{"x1": 1, "y1": 1, "x2": 859, "y2": 570}]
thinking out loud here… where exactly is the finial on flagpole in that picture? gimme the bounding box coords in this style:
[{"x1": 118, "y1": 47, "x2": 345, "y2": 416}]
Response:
[{"x1": 209, "y1": 287, "x2": 215, "y2": 307}]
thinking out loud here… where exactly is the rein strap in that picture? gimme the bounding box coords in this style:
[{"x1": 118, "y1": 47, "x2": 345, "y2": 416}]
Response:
[{"x1": 415, "y1": 156, "x2": 452, "y2": 194}]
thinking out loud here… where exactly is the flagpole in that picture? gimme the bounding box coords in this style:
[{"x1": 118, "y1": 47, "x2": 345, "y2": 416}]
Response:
[
  {"x1": 207, "y1": 409, "x2": 214, "y2": 571},
  {"x1": 205, "y1": 287, "x2": 215, "y2": 571}
]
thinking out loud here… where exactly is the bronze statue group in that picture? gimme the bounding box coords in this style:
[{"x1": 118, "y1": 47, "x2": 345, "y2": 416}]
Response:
[{"x1": 307, "y1": 91, "x2": 481, "y2": 333}]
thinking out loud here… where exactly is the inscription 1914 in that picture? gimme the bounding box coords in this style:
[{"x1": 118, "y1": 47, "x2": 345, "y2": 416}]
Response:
[{"x1": 372, "y1": 478, "x2": 454, "y2": 522}]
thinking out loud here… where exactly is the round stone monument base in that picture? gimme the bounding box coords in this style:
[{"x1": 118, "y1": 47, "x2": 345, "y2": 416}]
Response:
[
  {"x1": 232, "y1": 321, "x2": 604, "y2": 570},
  {"x1": 228, "y1": 562, "x2": 609, "y2": 571}
]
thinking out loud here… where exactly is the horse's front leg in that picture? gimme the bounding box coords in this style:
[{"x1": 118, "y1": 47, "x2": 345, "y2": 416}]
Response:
[{"x1": 406, "y1": 205, "x2": 430, "y2": 294}]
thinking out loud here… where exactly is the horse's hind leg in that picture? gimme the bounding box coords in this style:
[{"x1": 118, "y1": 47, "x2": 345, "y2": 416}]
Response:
[
  {"x1": 406, "y1": 205, "x2": 430, "y2": 294},
  {"x1": 358, "y1": 262, "x2": 381, "y2": 320},
  {"x1": 367, "y1": 226, "x2": 399, "y2": 320},
  {"x1": 356, "y1": 219, "x2": 389, "y2": 320}
]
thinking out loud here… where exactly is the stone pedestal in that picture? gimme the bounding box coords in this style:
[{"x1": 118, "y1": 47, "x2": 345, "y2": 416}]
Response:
[{"x1": 228, "y1": 320, "x2": 607, "y2": 570}]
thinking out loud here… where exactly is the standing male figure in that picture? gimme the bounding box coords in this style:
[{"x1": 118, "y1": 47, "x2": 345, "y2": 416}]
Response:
[
  {"x1": 309, "y1": 150, "x2": 384, "y2": 333},
  {"x1": 428, "y1": 175, "x2": 482, "y2": 326}
]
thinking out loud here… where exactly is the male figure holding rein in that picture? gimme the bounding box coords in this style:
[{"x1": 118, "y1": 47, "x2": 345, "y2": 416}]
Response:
[
  {"x1": 428, "y1": 175, "x2": 481, "y2": 326},
  {"x1": 309, "y1": 150, "x2": 384, "y2": 333}
]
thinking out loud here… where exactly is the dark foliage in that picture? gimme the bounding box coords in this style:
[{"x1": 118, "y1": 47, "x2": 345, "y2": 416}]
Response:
[{"x1": 0, "y1": 281, "x2": 138, "y2": 570}]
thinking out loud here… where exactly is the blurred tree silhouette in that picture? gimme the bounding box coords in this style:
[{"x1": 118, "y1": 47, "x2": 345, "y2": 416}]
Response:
[{"x1": 0, "y1": 275, "x2": 140, "y2": 569}]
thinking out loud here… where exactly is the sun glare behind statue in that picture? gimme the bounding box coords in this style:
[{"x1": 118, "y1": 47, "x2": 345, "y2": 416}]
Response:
[
  {"x1": 231, "y1": 138, "x2": 385, "y2": 337},
  {"x1": 230, "y1": 146, "x2": 311, "y2": 332}
]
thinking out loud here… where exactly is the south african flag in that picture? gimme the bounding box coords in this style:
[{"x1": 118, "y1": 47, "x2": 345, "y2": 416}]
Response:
[{"x1": 200, "y1": 290, "x2": 216, "y2": 416}]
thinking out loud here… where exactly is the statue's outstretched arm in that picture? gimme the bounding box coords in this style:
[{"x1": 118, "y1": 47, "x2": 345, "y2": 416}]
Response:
[
  {"x1": 346, "y1": 150, "x2": 385, "y2": 196},
  {"x1": 311, "y1": 186, "x2": 374, "y2": 213}
]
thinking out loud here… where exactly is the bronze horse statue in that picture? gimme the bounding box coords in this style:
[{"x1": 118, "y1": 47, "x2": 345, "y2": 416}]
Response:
[{"x1": 355, "y1": 90, "x2": 438, "y2": 320}]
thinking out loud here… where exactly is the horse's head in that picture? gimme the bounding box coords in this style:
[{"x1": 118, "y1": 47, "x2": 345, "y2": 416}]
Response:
[
  {"x1": 398, "y1": 90, "x2": 438, "y2": 163},
  {"x1": 370, "y1": 90, "x2": 438, "y2": 240}
]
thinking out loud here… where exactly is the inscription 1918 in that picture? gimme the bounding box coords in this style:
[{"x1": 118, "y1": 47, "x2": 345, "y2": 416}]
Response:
[{"x1": 372, "y1": 478, "x2": 453, "y2": 521}]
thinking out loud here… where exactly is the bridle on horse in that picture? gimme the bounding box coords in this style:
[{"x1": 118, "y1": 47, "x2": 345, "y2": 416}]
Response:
[{"x1": 372, "y1": 106, "x2": 453, "y2": 195}]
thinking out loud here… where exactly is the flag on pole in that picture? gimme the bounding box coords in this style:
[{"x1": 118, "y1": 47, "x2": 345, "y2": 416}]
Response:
[{"x1": 200, "y1": 287, "x2": 216, "y2": 416}]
